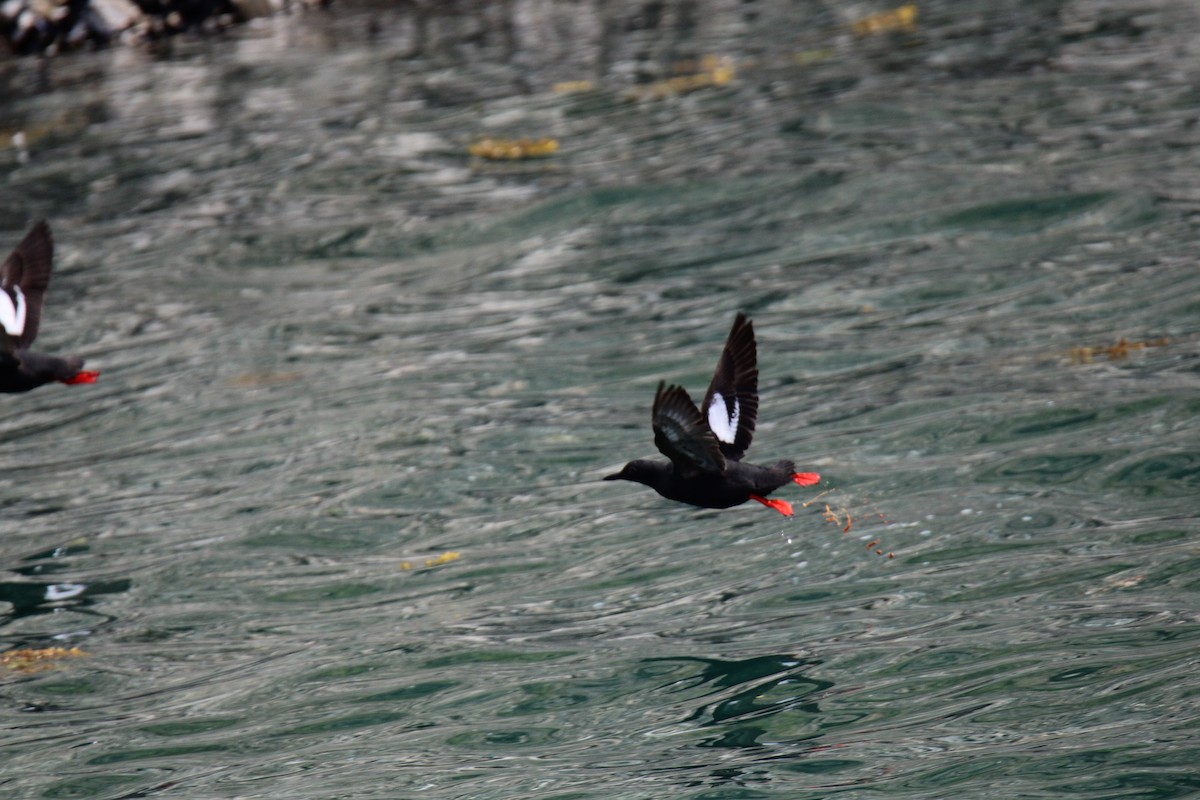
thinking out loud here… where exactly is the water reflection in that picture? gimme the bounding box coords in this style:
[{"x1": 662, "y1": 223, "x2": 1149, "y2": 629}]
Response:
[
  {"x1": 649, "y1": 654, "x2": 834, "y2": 743},
  {"x1": 1, "y1": 540, "x2": 129, "y2": 646}
]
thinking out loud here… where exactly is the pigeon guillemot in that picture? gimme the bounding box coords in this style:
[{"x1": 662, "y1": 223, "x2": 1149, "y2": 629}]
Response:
[
  {"x1": 1, "y1": 220, "x2": 99, "y2": 393},
  {"x1": 605, "y1": 313, "x2": 820, "y2": 516}
]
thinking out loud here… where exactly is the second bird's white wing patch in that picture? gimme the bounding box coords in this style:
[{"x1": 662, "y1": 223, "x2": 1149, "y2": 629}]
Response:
[
  {"x1": 0, "y1": 287, "x2": 25, "y2": 336},
  {"x1": 707, "y1": 391, "x2": 739, "y2": 444}
]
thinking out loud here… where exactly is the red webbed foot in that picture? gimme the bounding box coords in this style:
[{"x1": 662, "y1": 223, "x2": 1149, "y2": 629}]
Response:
[
  {"x1": 750, "y1": 494, "x2": 793, "y2": 516},
  {"x1": 792, "y1": 472, "x2": 820, "y2": 487},
  {"x1": 61, "y1": 371, "x2": 99, "y2": 386}
]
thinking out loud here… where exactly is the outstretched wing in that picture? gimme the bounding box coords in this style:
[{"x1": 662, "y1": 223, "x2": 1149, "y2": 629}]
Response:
[
  {"x1": 652, "y1": 381, "x2": 727, "y2": 477},
  {"x1": 0, "y1": 220, "x2": 53, "y2": 348},
  {"x1": 700, "y1": 312, "x2": 759, "y2": 462}
]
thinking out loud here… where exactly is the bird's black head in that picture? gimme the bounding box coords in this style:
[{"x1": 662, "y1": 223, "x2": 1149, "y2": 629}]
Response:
[{"x1": 604, "y1": 459, "x2": 664, "y2": 487}]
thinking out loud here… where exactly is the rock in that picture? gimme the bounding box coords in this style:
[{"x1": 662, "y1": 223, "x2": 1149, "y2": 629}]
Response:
[
  {"x1": 2, "y1": 0, "x2": 327, "y2": 55},
  {"x1": 87, "y1": 0, "x2": 142, "y2": 37},
  {"x1": 230, "y1": 0, "x2": 282, "y2": 20}
]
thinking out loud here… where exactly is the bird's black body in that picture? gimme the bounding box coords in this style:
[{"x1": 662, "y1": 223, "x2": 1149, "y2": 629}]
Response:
[
  {"x1": 607, "y1": 457, "x2": 799, "y2": 509},
  {"x1": 0, "y1": 348, "x2": 87, "y2": 393},
  {"x1": 605, "y1": 313, "x2": 819, "y2": 515},
  {"x1": 0, "y1": 220, "x2": 97, "y2": 394}
]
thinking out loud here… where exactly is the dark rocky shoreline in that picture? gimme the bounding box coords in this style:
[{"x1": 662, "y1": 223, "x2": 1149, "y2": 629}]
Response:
[{"x1": 1, "y1": 0, "x2": 328, "y2": 56}]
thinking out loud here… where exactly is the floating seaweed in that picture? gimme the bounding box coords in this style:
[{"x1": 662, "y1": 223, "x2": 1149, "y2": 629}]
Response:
[
  {"x1": 553, "y1": 80, "x2": 595, "y2": 95},
  {"x1": 1, "y1": 647, "x2": 86, "y2": 674},
  {"x1": 627, "y1": 55, "x2": 735, "y2": 101},
  {"x1": 400, "y1": 551, "x2": 460, "y2": 571},
  {"x1": 468, "y1": 138, "x2": 559, "y2": 161},
  {"x1": 1070, "y1": 337, "x2": 1169, "y2": 364},
  {"x1": 852, "y1": 3, "x2": 919, "y2": 37}
]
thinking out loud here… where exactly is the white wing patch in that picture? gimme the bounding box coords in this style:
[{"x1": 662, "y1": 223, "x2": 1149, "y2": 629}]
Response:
[
  {"x1": 0, "y1": 287, "x2": 25, "y2": 336},
  {"x1": 707, "y1": 391, "x2": 739, "y2": 444}
]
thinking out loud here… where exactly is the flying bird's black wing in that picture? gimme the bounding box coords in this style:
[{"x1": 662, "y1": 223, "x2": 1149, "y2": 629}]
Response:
[
  {"x1": 0, "y1": 331, "x2": 17, "y2": 371},
  {"x1": 0, "y1": 220, "x2": 53, "y2": 349},
  {"x1": 700, "y1": 313, "x2": 759, "y2": 462},
  {"x1": 652, "y1": 381, "x2": 727, "y2": 478}
]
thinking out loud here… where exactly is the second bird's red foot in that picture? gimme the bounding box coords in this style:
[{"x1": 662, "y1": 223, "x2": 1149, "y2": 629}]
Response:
[
  {"x1": 792, "y1": 472, "x2": 820, "y2": 487},
  {"x1": 750, "y1": 494, "x2": 793, "y2": 516},
  {"x1": 61, "y1": 371, "x2": 100, "y2": 385}
]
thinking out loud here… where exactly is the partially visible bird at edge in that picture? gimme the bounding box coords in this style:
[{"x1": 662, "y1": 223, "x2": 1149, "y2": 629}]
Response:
[{"x1": 1, "y1": 220, "x2": 99, "y2": 393}]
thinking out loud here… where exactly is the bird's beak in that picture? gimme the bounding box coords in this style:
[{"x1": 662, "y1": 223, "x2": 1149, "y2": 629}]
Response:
[{"x1": 603, "y1": 472, "x2": 623, "y2": 481}]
